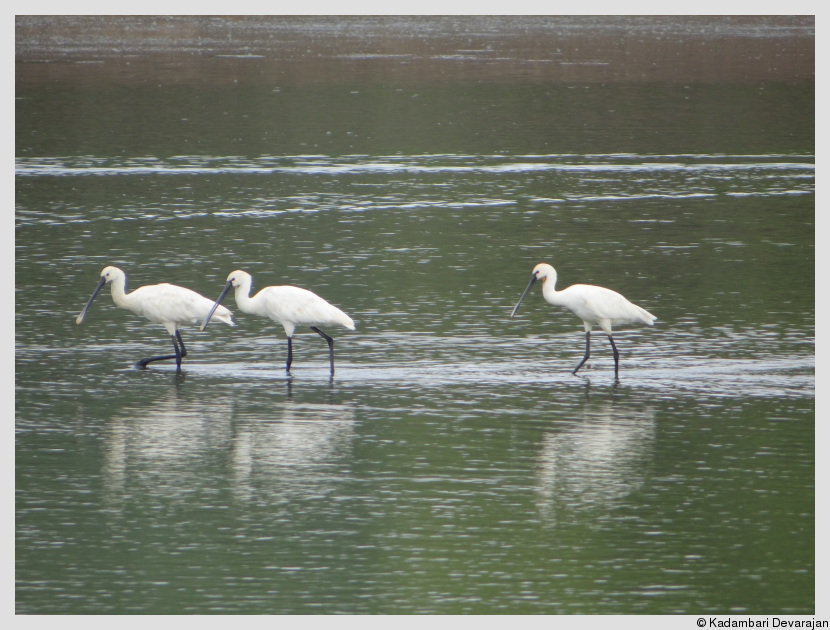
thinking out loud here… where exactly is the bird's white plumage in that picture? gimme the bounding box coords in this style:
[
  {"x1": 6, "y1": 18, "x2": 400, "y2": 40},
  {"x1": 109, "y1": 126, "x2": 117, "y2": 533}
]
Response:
[
  {"x1": 229, "y1": 272, "x2": 355, "y2": 338},
  {"x1": 531, "y1": 263, "x2": 655, "y2": 334},
  {"x1": 77, "y1": 266, "x2": 234, "y2": 335}
]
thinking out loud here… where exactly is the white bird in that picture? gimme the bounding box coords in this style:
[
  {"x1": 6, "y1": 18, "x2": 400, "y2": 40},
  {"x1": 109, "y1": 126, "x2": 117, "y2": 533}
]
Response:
[
  {"x1": 511, "y1": 262, "x2": 656, "y2": 379},
  {"x1": 201, "y1": 270, "x2": 355, "y2": 376},
  {"x1": 76, "y1": 266, "x2": 234, "y2": 371}
]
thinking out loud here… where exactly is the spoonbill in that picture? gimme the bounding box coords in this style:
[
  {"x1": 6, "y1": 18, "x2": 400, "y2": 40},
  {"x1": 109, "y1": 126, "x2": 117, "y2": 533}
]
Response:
[
  {"x1": 201, "y1": 270, "x2": 355, "y2": 376},
  {"x1": 76, "y1": 266, "x2": 234, "y2": 371},
  {"x1": 511, "y1": 262, "x2": 656, "y2": 379}
]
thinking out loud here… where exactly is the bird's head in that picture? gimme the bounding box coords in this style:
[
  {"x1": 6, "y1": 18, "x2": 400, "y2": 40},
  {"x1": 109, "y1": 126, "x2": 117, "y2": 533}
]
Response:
[
  {"x1": 531, "y1": 263, "x2": 555, "y2": 284},
  {"x1": 99, "y1": 266, "x2": 124, "y2": 285},
  {"x1": 226, "y1": 269, "x2": 251, "y2": 288}
]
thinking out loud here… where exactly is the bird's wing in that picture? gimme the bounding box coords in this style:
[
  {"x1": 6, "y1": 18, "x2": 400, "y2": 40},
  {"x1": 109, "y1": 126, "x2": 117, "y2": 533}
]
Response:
[
  {"x1": 130, "y1": 283, "x2": 229, "y2": 325},
  {"x1": 259, "y1": 286, "x2": 353, "y2": 328}
]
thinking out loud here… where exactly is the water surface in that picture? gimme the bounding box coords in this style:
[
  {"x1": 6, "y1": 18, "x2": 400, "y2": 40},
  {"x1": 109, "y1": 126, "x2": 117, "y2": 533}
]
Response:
[{"x1": 15, "y1": 16, "x2": 814, "y2": 615}]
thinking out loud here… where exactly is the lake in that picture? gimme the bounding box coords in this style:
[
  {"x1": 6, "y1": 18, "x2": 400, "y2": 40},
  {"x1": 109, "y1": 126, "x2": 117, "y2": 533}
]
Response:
[{"x1": 15, "y1": 15, "x2": 815, "y2": 615}]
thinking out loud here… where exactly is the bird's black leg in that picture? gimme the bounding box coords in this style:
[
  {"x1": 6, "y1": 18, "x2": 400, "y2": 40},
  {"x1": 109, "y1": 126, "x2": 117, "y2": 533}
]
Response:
[
  {"x1": 175, "y1": 330, "x2": 188, "y2": 359},
  {"x1": 572, "y1": 331, "x2": 591, "y2": 375},
  {"x1": 135, "y1": 334, "x2": 181, "y2": 370},
  {"x1": 171, "y1": 332, "x2": 185, "y2": 371},
  {"x1": 286, "y1": 336, "x2": 293, "y2": 374},
  {"x1": 607, "y1": 334, "x2": 620, "y2": 380},
  {"x1": 311, "y1": 326, "x2": 335, "y2": 375}
]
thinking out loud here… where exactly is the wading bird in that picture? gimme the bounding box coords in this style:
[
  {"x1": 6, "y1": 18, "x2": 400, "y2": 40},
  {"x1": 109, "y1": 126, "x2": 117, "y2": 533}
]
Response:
[
  {"x1": 511, "y1": 263, "x2": 656, "y2": 379},
  {"x1": 201, "y1": 270, "x2": 355, "y2": 376},
  {"x1": 76, "y1": 266, "x2": 234, "y2": 371}
]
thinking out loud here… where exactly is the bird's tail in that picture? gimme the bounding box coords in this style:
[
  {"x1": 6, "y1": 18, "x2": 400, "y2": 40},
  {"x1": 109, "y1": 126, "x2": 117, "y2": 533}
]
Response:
[{"x1": 638, "y1": 306, "x2": 657, "y2": 326}]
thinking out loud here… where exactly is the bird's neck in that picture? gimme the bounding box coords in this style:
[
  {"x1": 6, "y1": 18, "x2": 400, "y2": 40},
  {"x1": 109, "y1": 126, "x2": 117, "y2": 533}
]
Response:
[
  {"x1": 541, "y1": 276, "x2": 559, "y2": 302},
  {"x1": 110, "y1": 279, "x2": 129, "y2": 308},
  {"x1": 234, "y1": 283, "x2": 254, "y2": 311}
]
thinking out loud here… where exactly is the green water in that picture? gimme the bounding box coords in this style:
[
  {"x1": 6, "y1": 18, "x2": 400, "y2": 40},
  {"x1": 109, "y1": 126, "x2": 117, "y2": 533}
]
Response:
[{"x1": 16, "y1": 16, "x2": 814, "y2": 615}]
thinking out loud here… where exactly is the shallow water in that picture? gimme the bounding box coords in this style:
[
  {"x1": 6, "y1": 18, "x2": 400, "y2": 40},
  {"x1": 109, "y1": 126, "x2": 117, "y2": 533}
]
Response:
[{"x1": 15, "y1": 16, "x2": 814, "y2": 615}]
